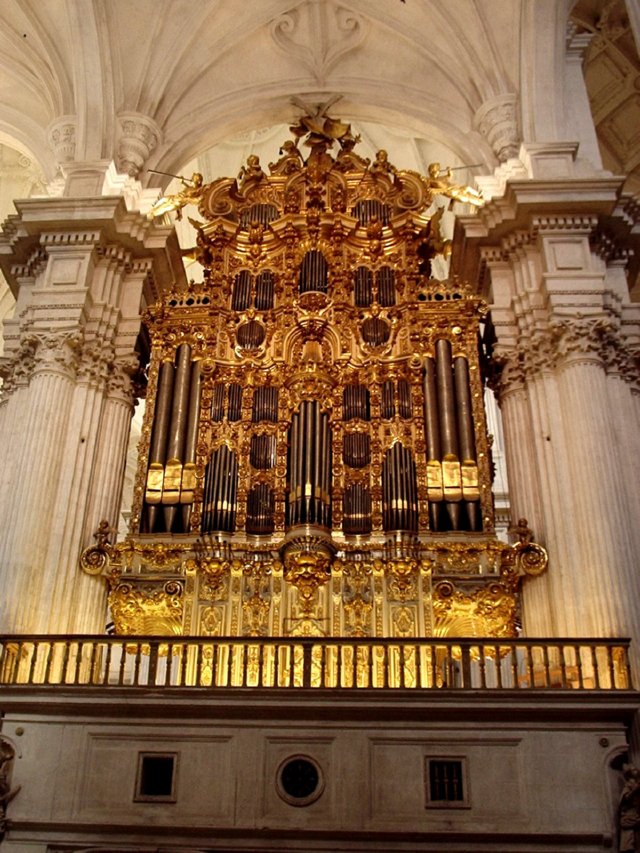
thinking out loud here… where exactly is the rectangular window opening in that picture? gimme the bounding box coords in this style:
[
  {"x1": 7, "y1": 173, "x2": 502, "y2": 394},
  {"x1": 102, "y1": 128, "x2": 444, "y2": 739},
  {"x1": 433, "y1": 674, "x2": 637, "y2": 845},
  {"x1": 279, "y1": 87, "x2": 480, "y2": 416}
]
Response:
[
  {"x1": 135, "y1": 752, "x2": 178, "y2": 802},
  {"x1": 426, "y1": 758, "x2": 469, "y2": 809}
]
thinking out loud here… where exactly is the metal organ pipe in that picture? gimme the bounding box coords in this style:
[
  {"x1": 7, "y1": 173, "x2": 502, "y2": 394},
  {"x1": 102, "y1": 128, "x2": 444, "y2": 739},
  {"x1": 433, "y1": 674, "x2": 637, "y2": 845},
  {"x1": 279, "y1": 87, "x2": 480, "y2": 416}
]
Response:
[
  {"x1": 181, "y1": 360, "x2": 201, "y2": 531},
  {"x1": 144, "y1": 360, "x2": 174, "y2": 532},
  {"x1": 454, "y1": 357, "x2": 475, "y2": 462},
  {"x1": 423, "y1": 357, "x2": 442, "y2": 531},
  {"x1": 436, "y1": 340, "x2": 458, "y2": 459},
  {"x1": 286, "y1": 401, "x2": 331, "y2": 528},
  {"x1": 163, "y1": 343, "x2": 192, "y2": 531},
  {"x1": 436, "y1": 339, "x2": 461, "y2": 531},
  {"x1": 454, "y1": 356, "x2": 480, "y2": 531},
  {"x1": 383, "y1": 443, "x2": 418, "y2": 533}
]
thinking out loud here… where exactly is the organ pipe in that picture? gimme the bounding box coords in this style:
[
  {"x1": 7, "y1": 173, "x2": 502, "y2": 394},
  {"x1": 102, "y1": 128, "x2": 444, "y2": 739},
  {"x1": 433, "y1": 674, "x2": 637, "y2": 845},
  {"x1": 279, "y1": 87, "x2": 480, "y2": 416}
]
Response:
[
  {"x1": 454, "y1": 356, "x2": 480, "y2": 531},
  {"x1": 181, "y1": 358, "x2": 201, "y2": 531},
  {"x1": 202, "y1": 446, "x2": 238, "y2": 533},
  {"x1": 377, "y1": 267, "x2": 395, "y2": 306},
  {"x1": 287, "y1": 401, "x2": 331, "y2": 527},
  {"x1": 162, "y1": 344, "x2": 192, "y2": 530},
  {"x1": 144, "y1": 359, "x2": 175, "y2": 532},
  {"x1": 299, "y1": 250, "x2": 328, "y2": 294},
  {"x1": 383, "y1": 443, "x2": 418, "y2": 532}
]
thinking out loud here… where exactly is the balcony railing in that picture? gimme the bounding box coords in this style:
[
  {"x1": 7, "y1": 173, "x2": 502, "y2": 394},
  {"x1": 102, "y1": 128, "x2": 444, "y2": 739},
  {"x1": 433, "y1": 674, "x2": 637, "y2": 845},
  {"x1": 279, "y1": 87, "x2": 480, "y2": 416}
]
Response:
[{"x1": 0, "y1": 636, "x2": 632, "y2": 691}]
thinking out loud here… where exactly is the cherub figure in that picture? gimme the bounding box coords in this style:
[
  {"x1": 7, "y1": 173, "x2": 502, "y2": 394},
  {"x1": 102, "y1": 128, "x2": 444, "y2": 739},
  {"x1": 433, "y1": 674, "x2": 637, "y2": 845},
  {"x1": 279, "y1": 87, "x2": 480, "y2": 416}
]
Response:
[
  {"x1": 370, "y1": 149, "x2": 397, "y2": 178},
  {"x1": 148, "y1": 172, "x2": 204, "y2": 220},
  {"x1": 269, "y1": 140, "x2": 304, "y2": 176},
  {"x1": 334, "y1": 133, "x2": 370, "y2": 173},
  {"x1": 426, "y1": 162, "x2": 483, "y2": 206},
  {"x1": 509, "y1": 517, "x2": 534, "y2": 546},
  {"x1": 238, "y1": 155, "x2": 264, "y2": 187}
]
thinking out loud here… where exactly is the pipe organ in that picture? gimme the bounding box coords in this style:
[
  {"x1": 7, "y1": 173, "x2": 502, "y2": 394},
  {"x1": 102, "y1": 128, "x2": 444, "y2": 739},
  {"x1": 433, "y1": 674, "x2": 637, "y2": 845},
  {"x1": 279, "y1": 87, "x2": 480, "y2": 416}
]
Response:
[{"x1": 93, "y1": 114, "x2": 547, "y2": 640}]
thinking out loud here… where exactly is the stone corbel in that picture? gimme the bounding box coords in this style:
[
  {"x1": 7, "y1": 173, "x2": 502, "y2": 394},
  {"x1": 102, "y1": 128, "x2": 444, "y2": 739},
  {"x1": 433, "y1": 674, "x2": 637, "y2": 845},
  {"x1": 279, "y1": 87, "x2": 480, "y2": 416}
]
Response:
[
  {"x1": 46, "y1": 115, "x2": 77, "y2": 165},
  {"x1": 474, "y1": 94, "x2": 520, "y2": 164},
  {"x1": 116, "y1": 112, "x2": 162, "y2": 178}
]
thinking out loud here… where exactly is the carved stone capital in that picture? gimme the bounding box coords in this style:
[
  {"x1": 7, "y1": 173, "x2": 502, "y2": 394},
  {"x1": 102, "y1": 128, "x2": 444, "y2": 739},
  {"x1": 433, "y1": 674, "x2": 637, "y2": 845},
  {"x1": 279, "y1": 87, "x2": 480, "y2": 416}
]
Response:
[
  {"x1": 488, "y1": 349, "x2": 526, "y2": 402},
  {"x1": 0, "y1": 338, "x2": 37, "y2": 396},
  {"x1": 524, "y1": 331, "x2": 558, "y2": 376},
  {"x1": 29, "y1": 331, "x2": 83, "y2": 381},
  {"x1": 106, "y1": 355, "x2": 143, "y2": 405},
  {"x1": 116, "y1": 112, "x2": 162, "y2": 177},
  {"x1": 76, "y1": 340, "x2": 115, "y2": 387},
  {"x1": 549, "y1": 316, "x2": 615, "y2": 366},
  {"x1": 474, "y1": 94, "x2": 520, "y2": 163},
  {"x1": 46, "y1": 116, "x2": 77, "y2": 164}
]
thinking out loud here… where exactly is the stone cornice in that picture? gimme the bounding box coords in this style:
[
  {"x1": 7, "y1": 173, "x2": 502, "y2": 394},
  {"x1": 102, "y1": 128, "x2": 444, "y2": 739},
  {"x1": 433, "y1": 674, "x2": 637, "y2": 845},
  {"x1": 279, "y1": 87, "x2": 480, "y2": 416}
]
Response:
[
  {"x1": 0, "y1": 196, "x2": 185, "y2": 298},
  {"x1": 451, "y1": 176, "x2": 625, "y2": 286}
]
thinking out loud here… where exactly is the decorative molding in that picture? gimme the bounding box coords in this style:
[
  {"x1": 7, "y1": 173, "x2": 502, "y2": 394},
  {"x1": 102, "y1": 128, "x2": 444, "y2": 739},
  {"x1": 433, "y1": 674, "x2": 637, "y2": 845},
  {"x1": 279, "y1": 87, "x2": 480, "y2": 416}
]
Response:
[{"x1": 532, "y1": 215, "x2": 598, "y2": 234}]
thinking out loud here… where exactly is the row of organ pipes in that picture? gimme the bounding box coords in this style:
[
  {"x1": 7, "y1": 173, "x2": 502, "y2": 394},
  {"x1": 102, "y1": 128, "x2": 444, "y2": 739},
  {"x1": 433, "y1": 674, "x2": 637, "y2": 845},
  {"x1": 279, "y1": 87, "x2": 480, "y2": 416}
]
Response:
[
  {"x1": 142, "y1": 341, "x2": 482, "y2": 536},
  {"x1": 231, "y1": 260, "x2": 397, "y2": 309}
]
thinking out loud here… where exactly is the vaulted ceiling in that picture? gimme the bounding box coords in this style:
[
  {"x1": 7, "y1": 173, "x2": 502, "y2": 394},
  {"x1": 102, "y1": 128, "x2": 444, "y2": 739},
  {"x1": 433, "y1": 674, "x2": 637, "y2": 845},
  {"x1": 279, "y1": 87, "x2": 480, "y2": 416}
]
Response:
[{"x1": 0, "y1": 0, "x2": 532, "y2": 181}]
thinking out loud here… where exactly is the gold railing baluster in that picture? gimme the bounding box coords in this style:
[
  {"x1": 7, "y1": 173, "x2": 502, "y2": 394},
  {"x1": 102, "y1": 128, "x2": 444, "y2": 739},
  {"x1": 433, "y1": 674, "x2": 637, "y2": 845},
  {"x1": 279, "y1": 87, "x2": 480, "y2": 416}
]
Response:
[{"x1": 0, "y1": 637, "x2": 632, "y2": 693}]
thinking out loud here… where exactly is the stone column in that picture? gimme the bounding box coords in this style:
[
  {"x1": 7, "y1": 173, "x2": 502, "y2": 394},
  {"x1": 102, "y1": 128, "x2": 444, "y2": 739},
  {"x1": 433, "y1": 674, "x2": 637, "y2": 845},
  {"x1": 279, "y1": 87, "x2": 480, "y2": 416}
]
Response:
[
  {"x1": 455, "y1": 179, "x2": 640, "y2": 659},
  {"x1": 0, "y1": 333, "x2": 80, "y2": 632},
  {"x1": 0, "y1": 197, "x2": 184, "y2": 635}
]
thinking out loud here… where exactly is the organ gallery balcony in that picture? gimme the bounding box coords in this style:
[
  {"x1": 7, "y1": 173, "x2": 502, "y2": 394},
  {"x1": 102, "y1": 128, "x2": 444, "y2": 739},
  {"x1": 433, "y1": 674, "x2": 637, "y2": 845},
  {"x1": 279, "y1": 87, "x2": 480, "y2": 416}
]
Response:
[{"x1": 0, "y1": 635, "x2": 632, "y2": 692}]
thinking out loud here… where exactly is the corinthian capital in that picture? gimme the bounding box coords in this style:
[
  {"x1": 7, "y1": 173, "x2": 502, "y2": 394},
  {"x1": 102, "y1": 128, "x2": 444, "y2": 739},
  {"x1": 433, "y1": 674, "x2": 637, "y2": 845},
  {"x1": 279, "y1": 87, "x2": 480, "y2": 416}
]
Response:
[
  {"x1": 489, "y1": 349, "x2": 526, "y2": 402},
  {"x1": 106, "y1": 355, "x2": 143, "y2": 406},
  {"x1": 549, "y1": 316, "x2": 615, "y2": 365},
  {"x1": 47, "y1": 116, "x2": 77, "y2": 165},
  {"x1": 29, "y1": 331, "x2": 83, "y2": 380}
]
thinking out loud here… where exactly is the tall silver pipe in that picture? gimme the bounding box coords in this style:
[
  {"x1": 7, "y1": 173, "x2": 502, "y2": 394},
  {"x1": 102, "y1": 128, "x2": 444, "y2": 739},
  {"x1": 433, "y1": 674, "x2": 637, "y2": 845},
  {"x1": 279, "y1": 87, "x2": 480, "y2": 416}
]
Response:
[
  {"x1": 145, "y1": 360, "x2": 175, "y2": 531},
  {"x1": 181, "y1": 360, "x2": 201, "y2": 530}
]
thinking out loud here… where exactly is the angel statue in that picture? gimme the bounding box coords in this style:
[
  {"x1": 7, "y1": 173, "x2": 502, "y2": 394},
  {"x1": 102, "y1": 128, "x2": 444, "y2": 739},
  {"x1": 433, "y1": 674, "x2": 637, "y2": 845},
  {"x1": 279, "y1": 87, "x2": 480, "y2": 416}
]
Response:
[
  {"x1": 426, "y1": 162, "x2": 483, "y2": 207},
  {"x1": 148, "y1": 172, "x2": 205, "y2": 220}
]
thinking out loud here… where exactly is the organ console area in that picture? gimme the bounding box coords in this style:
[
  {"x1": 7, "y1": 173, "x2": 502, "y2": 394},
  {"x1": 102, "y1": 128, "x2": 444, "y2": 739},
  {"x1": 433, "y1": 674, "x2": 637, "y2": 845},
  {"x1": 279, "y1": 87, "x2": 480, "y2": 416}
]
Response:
[{"x1": 96, "y1": 113, "x2": 547, "y2": 639}]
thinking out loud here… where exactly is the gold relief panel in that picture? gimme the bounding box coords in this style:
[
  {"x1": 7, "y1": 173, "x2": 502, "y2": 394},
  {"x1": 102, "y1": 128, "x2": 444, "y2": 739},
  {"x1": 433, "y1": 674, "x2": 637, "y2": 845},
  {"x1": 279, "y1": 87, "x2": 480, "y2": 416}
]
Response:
[
  {"x1": 385, "y1": 558, "x2": 420, "y2": 601},
  {"x1": 200, "y1": 605, "x2": 225, "y2": 636},
  {"x1": 391, "y1": 605, "x2": 418, "y2": 638},
  {"x1": 432, "y1": 580, "x2": 518, "y2": 639},
  {"x1": 109, "y1": 580, "x2": 184, "y2": 636}
]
